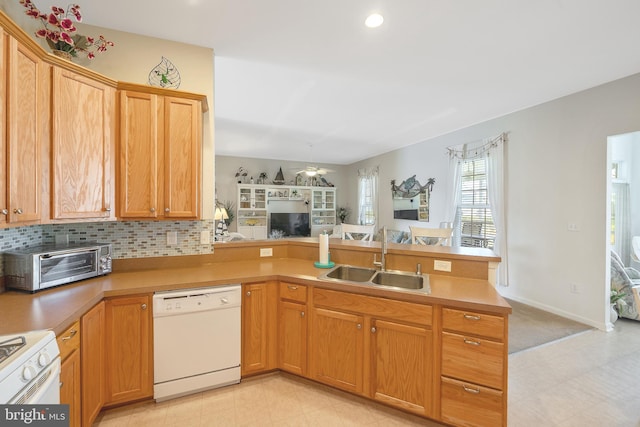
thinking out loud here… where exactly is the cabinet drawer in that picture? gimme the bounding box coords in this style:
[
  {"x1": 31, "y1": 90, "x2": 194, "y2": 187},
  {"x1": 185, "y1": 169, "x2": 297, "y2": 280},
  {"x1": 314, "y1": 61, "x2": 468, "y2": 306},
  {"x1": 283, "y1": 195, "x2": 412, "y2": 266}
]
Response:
[
  {"x1": 442, "y1": 331, "x2": 504, "y2": 390},
  {"x1": 56, "y1": 320, "x2": 80, "y2": 361},
  {"x1": 442, "y1": 307, "x2": 505, "y2": 340},
  {"x1": 441, "y1": 376, "x2": 504, "y2": 427},
  {"x1": 279, "y1": 282, "x2": 307, "y2": 303},
  {"x1": 313, "y1": 288, "x2": 432, "y2": 326}
]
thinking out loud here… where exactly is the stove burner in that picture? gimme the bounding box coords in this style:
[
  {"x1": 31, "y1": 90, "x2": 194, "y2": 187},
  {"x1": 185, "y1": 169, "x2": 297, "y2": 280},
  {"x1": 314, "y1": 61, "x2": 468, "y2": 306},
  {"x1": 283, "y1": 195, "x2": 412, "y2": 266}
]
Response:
[{"x1": 0, "y1": 336, "x2": 26, "y2": 364}]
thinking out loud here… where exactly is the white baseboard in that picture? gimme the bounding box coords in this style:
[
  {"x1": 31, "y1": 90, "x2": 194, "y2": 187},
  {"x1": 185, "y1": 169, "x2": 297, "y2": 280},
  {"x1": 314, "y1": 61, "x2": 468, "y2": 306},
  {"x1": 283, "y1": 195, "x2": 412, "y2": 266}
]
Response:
[{"x1": 501, "y1": 294, "x2": 610, "y2": 332}]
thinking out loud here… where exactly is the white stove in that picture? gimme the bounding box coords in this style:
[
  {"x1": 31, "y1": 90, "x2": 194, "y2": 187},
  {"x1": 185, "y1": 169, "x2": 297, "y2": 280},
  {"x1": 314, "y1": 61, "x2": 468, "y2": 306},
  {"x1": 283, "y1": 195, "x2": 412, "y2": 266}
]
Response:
[{"x1": 0, "y1": 330, "x2": 61, "y2": 404}]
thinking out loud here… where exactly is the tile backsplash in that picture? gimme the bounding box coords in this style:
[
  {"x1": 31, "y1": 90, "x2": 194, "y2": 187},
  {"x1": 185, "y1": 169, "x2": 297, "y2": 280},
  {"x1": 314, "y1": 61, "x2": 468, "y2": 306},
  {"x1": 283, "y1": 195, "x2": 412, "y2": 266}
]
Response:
[{"x1": 0, "y1": 220, "x2": 215, "y2": 276}]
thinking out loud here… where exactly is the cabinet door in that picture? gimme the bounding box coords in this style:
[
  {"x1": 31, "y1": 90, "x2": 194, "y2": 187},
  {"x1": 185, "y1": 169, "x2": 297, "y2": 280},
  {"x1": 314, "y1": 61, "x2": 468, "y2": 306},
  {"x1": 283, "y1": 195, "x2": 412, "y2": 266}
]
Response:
[
  {"x1": 104, "y1": 295, "x2": 153, "y2": 405},
  {"x1": 278, "y1": 300, "x2": 307, "y2": 376},
  {"x1": 163, "y1": 96, "x2": 200, "y2": 218},
  {"x1": 60, "y1": 349, "x2": 81, "y2": 427},
  {"x1": 118, "y1": 91, "x2": 160, "y2": 218},
  {"x1": 309, "y1": 307, "x2": 364, "y2": 394},
  {"x1": 241, "y1": 282, "x2": 277, "y2": 376},
  {"x1": 5, "y1": 36, "x2": 45, "y2": 224},
  {"x1": 81, "y1": 301, "x2": 105, "y2": 427},
  {"x1": 51, "y1": 67, "x2": 115, "y2": 220},
  {"x1": 370, "y1": 319, "x2": 433, "y2": 417}
]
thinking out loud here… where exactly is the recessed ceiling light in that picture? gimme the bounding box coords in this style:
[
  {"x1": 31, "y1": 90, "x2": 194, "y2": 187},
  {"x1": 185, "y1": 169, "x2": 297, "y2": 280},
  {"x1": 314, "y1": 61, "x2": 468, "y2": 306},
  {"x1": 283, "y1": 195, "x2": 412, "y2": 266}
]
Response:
[{"x1": 365, "y1": 13, "x2": 384, "y2": 28}]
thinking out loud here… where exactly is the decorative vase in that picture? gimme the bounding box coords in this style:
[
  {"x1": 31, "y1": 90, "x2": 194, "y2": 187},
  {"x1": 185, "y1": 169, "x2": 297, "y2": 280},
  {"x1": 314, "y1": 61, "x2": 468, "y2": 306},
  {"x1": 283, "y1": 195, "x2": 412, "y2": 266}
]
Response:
[
  {"x1": 610, "y1": 303, "x2": 618, "y2": 323},
  {"x1": 52, "y1": 49, "x2": 72, "y2": 61}
]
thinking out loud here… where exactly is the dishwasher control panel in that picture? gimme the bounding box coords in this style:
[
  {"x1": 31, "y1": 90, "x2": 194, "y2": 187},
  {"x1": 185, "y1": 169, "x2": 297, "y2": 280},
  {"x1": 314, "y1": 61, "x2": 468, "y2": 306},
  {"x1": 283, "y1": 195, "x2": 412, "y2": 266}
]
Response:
[{"x1": 153, "y1": 285, "x2": 241, "y2": 317}]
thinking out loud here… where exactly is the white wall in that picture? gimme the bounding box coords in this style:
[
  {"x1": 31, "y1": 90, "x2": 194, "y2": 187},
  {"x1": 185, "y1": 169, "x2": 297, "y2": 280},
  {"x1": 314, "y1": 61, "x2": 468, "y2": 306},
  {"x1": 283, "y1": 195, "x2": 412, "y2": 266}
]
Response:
[{"x1": 348, "y1": 72, "x2": 640, "y2": 330}]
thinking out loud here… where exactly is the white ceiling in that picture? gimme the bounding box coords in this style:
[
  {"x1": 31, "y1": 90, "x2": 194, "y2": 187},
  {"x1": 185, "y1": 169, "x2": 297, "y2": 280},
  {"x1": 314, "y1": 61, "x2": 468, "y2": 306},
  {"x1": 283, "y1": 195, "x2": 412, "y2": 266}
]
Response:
[{"x1": 46, "y1": 1, "x2": 640, "y2": 165}]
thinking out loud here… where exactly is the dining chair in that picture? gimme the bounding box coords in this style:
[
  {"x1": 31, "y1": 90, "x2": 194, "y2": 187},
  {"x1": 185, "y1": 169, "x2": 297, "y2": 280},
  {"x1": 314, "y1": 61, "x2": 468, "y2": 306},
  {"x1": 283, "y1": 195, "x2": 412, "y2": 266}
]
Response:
[
  {"x1": 410, "y1": 226, "x2": 453, "y2": 246},
  {"x1": 340, "y1": 224, "x2": 375, "y2": 242}
]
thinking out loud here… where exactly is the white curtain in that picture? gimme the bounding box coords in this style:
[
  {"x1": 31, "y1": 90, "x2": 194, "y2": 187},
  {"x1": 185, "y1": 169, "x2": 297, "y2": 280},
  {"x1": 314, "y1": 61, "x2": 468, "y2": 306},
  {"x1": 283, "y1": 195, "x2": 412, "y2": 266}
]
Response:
[
  {"x1": 358, "y1": 167, "x2": 378, "y2": 226},
  {"x1": 445, "y1": 155, "x2": 462, "y2": 246},
  {"x1": 486, "y1": 141, "x2": 508, "y2": 287},
  {"x1": 613, "y1": 183, "x2": 631, "y2": 264},
  {"x1": 447, "y1": 133, "x2": 509, "y2": 287}
]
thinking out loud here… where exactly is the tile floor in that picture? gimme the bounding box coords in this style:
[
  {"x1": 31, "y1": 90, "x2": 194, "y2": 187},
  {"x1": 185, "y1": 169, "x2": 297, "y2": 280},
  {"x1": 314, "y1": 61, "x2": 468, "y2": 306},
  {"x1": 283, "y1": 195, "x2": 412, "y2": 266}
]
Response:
[{"x1": 95, "y1": 319, "x2": 640, "y2": 427}]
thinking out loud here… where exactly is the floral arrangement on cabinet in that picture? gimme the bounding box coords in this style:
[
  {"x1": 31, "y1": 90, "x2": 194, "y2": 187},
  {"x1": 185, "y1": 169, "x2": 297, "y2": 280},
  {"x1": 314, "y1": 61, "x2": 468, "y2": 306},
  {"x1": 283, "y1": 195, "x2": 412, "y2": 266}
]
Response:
[{"x1": 20, "y1": 0, "x2": 114, "y2": 59}]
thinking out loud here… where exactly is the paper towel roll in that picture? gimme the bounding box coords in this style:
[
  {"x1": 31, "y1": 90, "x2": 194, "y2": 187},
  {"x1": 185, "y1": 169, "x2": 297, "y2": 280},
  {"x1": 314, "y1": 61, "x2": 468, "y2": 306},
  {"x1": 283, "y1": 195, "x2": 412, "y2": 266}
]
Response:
[{"x1": 319, "y1": 233, "x2": 329, "y2": 265}]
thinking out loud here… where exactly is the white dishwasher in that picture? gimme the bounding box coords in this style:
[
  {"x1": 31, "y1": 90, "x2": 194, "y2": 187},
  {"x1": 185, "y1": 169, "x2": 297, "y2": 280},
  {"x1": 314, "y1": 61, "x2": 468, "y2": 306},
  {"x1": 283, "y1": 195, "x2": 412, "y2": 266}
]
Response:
[{"x1": 153, "y1": 285, "x2": 241, "y2": 402}]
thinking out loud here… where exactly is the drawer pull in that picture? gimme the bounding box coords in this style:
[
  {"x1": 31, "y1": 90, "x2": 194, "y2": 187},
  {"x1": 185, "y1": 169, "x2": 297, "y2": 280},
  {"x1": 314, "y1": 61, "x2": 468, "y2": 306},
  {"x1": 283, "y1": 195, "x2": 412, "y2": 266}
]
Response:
[
  {"x1": 61, "y1": 329, "x2": 77, "y2": 341},
  {"x1": 463, "y1": 385, "x2": 480, "y2": 394},
  {"x1": 464, "y1": 338, "x2": 480, "y2": 346},
  {"x1": 287, "y1": 285, "x2": 298, "y2": 290},
  {"x1": 463, "y1": 314, "x2": 481, "y2": 321}
]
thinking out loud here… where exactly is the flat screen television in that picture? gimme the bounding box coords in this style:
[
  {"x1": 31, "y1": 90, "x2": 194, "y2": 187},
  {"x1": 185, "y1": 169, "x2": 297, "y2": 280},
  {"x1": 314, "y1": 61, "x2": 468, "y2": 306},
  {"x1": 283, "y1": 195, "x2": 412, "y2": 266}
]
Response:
[{"x1": 270, "y1": 213, "x2": 311, "y2": 237}]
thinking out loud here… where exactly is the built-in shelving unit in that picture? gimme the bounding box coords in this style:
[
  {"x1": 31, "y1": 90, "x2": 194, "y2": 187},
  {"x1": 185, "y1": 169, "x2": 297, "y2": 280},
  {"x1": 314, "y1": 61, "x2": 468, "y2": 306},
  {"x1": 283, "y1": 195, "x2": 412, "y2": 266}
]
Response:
[{"x1": 236, "y1": 184, "x2": 336, "y2": 238}]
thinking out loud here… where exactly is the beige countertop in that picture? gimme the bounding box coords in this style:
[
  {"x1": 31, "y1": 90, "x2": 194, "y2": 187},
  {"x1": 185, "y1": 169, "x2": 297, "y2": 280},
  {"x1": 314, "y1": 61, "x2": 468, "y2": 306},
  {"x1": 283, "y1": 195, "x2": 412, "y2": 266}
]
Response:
[{"x1": 0, "y1": 257, "x2": 510, "y2": 337}]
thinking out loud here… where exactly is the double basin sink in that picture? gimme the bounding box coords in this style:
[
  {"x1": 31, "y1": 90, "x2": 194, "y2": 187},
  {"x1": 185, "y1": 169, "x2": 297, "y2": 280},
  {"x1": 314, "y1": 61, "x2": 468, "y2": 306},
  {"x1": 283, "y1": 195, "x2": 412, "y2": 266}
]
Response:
[{"x1": 320, "y1": 265, "x2": 428, "y2": 292}]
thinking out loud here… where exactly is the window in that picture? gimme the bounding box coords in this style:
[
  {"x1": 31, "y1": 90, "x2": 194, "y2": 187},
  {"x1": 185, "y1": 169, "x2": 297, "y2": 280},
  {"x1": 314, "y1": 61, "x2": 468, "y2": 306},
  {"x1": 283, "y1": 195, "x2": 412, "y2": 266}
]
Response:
[
  {"x1": 357, "y1": 167, "x2": 378, "y2": 226},
  {"x1": 457, "y1": 158, "x2": 496, "y2": 249}
]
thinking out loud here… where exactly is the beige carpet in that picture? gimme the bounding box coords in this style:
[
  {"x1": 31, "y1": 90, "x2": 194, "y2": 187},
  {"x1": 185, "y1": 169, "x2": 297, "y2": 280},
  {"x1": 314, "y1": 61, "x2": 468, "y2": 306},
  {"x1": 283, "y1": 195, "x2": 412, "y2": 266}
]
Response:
[{"x1": 507, "y1": 299, "x2": 592, "y2": 354}]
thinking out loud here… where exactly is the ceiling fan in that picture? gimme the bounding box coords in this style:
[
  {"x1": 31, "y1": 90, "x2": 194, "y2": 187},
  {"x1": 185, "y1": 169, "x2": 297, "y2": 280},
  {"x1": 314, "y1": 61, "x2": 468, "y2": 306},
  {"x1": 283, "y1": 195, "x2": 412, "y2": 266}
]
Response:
[
  {"x1": 292, "y1": 144, "x2": 334, "y2": 176},
  {"x1": 295, "y1": 165, "x2": 334, "y2": 177}
]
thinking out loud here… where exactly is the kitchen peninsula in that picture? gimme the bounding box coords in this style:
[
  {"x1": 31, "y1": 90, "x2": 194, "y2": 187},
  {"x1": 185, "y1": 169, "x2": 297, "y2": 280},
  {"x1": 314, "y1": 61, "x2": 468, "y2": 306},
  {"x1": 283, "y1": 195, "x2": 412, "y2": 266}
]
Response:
[{"x1": 0, "y1": 238, "x2": 508, "y2": 427}]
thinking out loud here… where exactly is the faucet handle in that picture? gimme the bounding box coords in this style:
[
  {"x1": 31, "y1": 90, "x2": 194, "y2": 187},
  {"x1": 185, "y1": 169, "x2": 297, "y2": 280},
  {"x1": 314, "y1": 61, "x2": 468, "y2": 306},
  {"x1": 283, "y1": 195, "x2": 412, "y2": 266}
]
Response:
[
  {"x1": 416, "y1": 263, "x2": 422, "y2": 275},
  {"x1": 373, "y1": 253, "x2": 382, "y2": 268}
]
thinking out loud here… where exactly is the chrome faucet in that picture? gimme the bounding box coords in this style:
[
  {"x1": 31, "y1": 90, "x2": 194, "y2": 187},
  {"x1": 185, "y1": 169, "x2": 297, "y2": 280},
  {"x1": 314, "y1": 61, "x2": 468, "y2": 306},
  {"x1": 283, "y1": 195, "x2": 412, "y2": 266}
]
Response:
[{"x1": 373, "y1": 226, "x2": 387, "y2": 271}]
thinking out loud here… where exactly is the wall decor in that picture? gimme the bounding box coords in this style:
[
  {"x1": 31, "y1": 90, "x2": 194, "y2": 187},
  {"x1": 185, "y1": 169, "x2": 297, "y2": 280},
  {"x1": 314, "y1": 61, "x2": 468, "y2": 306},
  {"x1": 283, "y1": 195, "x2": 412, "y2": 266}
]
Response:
[
  {"x1": 148, "y1": 56, "x2": 181, "y2": 89},
  {"x1": 391, "y1": 176, "x2": 435, "y2": 222}
]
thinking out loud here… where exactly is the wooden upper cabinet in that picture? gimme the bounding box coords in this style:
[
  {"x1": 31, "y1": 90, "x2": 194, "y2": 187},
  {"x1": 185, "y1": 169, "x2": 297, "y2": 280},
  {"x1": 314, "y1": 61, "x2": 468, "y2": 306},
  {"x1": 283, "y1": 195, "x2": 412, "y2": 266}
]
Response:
[
  {"x1": 3, "y1": 35, "x2": 47, "y2": 225},
  {"x1": 164, "y1": 96, "x2": 200, "y2": 218},
  {"x1": 118, "y1": 91, "x2": 201, "y2": 219},
  {"x1": 51, "y1": 67, "x2": 116, "y2": 220},
  {"x1": 118, "y1": 91, "x2": 159, "y2": 218}
]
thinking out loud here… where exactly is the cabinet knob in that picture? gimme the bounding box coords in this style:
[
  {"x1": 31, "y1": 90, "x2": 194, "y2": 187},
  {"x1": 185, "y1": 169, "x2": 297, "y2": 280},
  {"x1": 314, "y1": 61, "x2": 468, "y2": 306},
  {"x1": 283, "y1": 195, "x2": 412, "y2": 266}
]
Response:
[
  {"x1": 246, "y1": 291, "x2": 251, "y2": 297},
  {"x1": 104, "y1": 207, "x2": 112, "y2": 212},
  {"x1": 356, "y1": 323, "x2": 362, "y2": 330},
  {"x1": 0, "y1": 209, "x2": 7, "y2": 215},
  {"x1": 141, "y1": 304, "x2": 147, "y2": 310},
  {"x1": 371, "y1": 327, "x2": 377, "y2": 333},
  {"x1": 150, "y1": 208, "x2": 156, "y2": 213},
  {"x1": 300, "y1": 311, "x2": 305, "y2": 317},
  {"x1": 14, "y1": 208, "x2": 23, "y2": 214},
  {"x1": 165, "y1": 208, "x2": 170, "y2": 213}
]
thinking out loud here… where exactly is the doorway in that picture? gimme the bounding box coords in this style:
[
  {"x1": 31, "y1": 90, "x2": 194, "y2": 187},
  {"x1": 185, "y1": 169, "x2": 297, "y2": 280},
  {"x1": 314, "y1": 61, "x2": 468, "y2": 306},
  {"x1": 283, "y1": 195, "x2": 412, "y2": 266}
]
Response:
[{"x1": 607, "y1": 131, "x2": 640, "y2": 327}]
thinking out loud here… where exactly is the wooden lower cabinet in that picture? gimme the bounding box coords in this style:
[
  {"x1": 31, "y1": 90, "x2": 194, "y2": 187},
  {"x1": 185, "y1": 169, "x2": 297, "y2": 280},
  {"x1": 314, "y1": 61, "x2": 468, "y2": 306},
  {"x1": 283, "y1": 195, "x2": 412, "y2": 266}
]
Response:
[
  {"x1": 440, "y1": 377, "x2": 503, "y2": 427},
  {"x1": 241, "y1": 281, "x2": 278, "y2": 376},
  {"x1": 440, "y1": 307, "x2": 508, "y2": 427},
  {"x1": 81, "y1": 301, "x2": 105, "y2": 427},
  {"x1": 370, "y1": 319, "x2": 433, "y2": 417},
  {"x1": 278, "y1": 300, "x2": 307, "y2": 376},
  {"x1": 60, "y1": 349, "x2": 81, "y2": 427},
  {"x1": 309, "y1": 306, "x2": 364, "y2": 394},
  {"x1": 57, "y1": 320, "x2": 81, "y2": 427},
  {"x1": 104, "y1": 294, "x2": 153, "y2": 405}
]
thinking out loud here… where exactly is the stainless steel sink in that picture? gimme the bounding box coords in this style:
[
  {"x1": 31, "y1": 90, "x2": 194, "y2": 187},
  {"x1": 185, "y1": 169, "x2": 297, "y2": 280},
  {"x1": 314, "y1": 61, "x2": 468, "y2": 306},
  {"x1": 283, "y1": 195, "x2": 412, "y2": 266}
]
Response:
[
  {"x1": 325, "y1": 265, "x2": 376, "y2": 282},
  {"x1": 321, "y1": 265, "x2": 427, "y2": 292},
  {"x1": 370, "y1": 271, "x2": 424, "y2": 290}
]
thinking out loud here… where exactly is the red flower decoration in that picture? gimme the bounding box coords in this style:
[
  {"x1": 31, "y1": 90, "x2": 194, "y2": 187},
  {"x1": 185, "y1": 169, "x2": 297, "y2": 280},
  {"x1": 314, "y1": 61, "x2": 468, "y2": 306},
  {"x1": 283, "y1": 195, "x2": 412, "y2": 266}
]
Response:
[{"x1": 21, "y1": 1, "x2": 114, "y2": 59}]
